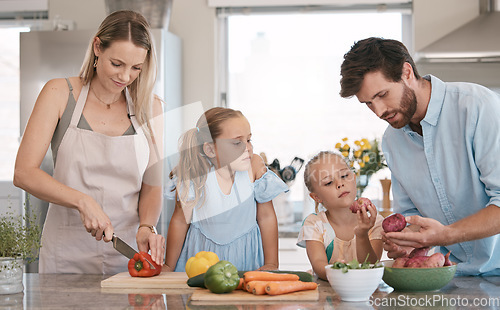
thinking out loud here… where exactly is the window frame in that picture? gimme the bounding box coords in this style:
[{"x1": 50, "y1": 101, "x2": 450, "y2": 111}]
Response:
[{"x1": 215, "y1": 4, "x2": 413, "y2": 107}]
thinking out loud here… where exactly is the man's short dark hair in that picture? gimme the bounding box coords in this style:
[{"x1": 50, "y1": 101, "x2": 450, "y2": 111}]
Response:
[{"x1": 339, "y1": 37, "x2": 421, "y2": 98}]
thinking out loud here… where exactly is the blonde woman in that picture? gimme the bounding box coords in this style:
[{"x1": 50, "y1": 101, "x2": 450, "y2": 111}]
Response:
[{"x1": 14, "y1": 10, "x2": 164, "y2": 274}]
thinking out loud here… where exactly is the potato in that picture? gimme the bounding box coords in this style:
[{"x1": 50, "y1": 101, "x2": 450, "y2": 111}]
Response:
[
  {"x1": 444, "y1": 251, "x2": 452, "y2": 266},
  {"x1": 404, "y1": 256, "x2": 429, "y2": 268},
  {"x1": 382, "y1": 213, "x2": 407, "y2": 232},
  {"x1": 392, "y1": 249, "x2": 452, "y2": 269},
  {"x1": 404, "y1": 253, "x2": 445, "y2": 268},
  {"x1": 391, "y1": 257, "x2": 409, "y2": 268},
  {"x1": 421, "y1": 253, "x2": 445, "y2": 268},
  {"x1": 350, "y1": 197, "x2": 371, "y2": 213},
  {"x1": 408, "y1": 247, "x2": 431, "y2": 258}
]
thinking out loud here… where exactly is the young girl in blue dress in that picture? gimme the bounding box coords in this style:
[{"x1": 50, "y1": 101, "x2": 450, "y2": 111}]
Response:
[{"x1": 164, "y1": 107, "x2": 288, "y2": 271}]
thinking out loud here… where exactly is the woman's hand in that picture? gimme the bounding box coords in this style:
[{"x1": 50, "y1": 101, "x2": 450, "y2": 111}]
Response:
[
  {"x1": 354, "y1": 202, "x2": 377, "y2": 237},
  {"x1": 137, "y1": 227, "x2": 165, "y2": 266},
  {"x1": 78, "y1": 197, "x2": 114, "y2": 242}
]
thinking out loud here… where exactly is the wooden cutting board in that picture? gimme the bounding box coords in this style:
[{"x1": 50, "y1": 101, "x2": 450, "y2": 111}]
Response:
[
  {"x1": 190, "y1": 288, "x2": 319, "y2": 301},
  {"x1": 101, "y1": 271, "x2": 191, "y2": 289}
]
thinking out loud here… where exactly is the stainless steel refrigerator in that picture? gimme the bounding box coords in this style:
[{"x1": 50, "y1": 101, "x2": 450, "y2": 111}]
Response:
[{"x1": 20, "y1": 28, "x2": 181, "y2": 272}]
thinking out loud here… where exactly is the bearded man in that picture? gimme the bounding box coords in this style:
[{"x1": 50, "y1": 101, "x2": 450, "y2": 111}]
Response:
[{"x1": 340, "y1": 37, "x2": 500, "y2": 276}]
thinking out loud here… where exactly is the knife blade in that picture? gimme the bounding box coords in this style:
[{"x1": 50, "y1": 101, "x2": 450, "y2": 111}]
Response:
[{"x1": 111, "y1": 234, "x2": 156, "y2": 269}]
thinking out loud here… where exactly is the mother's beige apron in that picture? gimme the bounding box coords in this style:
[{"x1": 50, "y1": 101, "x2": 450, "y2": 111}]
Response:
[{"x1": 39, "y1": 84, "x2": 149, "y2": 274}]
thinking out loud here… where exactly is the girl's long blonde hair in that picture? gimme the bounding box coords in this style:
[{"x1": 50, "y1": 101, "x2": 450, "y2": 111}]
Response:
[
  {"x1": 170, "y1": 107, "x2": 245, "y2": 209},
  {"x1": 79, "y1": 10, "x2": 157, "y2": 134},
  {"x1": 304, "y1": 151, "x2": 348, "y2": 213}
]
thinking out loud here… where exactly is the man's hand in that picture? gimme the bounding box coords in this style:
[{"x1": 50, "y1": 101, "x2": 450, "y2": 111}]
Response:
[
  {"x1": 382, "y1": 236, "x2": 413, "y2": 259},
  {"x1": 384, "y1": 215, "x2": 450, "y2": 249}
]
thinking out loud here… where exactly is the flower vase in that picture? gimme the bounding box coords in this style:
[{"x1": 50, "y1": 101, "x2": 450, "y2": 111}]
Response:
[
  {"x1": 380, "y1": 178, "x2": 392, "y2": 217},
  {"x1": 0, "y1": 257, "x2": 24, "y2": 295}
]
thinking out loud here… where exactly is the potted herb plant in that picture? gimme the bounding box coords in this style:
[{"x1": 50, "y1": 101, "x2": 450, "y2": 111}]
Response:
[{"x1": 0, "y1": 199, "x2": 42, "y2": 295}]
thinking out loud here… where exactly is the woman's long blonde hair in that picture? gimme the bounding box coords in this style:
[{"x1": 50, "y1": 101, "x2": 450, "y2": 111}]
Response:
[
  {"x1": 170, "y1": 107, "x2": 245, "y2": 209},
  {"x1": 304, "y1": 151, "x2": 348, "y2": 213},
  {"x1": 79, "y1": 10, "x2": 157, "y2": 134}
]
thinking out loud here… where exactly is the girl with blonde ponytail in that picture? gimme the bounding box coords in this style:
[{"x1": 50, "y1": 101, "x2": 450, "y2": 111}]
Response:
[
  {"x1": 165, "y1": 107, "x2": 288, "y2": 272},
  {"x1": 297, "y1": 151, "x2": 384, "y2": 280}
]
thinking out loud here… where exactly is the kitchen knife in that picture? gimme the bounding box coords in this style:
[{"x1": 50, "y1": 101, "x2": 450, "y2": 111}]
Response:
[{"x1": 111, "y1": 234, "x2": 156, "y2": 269}]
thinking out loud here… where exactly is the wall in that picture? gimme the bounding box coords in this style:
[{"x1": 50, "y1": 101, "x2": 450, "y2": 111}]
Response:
[
  {"x1": 169, "y1": 0, "x2": 217, "y2": 110},
  {"x1": 48, "y1": 0, "x2": 106, "y2": 30}
]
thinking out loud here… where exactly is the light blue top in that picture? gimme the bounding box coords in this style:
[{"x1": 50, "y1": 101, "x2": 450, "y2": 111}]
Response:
[
  {"x1": 165, "y1": 167, "x2": 288, "y2": 271},
  {"x1": 382, "y1": 75, "x2": 500, "y2": 276}
]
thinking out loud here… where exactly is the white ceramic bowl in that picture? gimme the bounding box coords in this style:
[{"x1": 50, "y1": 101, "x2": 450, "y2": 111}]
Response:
[{"x1": 325, "y1": 264, "x2": 384, "y2": 302}]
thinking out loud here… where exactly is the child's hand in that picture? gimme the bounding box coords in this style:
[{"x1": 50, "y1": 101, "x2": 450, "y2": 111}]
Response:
[
  {"x1": 257, "y1": 263, "x2": 279, "y2": 271},
  {"x1": 354, "y1": 202, "x2": 378, "y2": 237},
  {"x1": 162, "y1": 264, "x2": 175, "y2": 272}
]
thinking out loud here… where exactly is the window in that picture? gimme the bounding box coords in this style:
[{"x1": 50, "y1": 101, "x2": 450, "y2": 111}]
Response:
[
  {"x1": 225, "y1": 11, "x2": 405, "y2": 217},
  {"x1": 0, "y1": 27, "x2": 28, "y2": 181}
]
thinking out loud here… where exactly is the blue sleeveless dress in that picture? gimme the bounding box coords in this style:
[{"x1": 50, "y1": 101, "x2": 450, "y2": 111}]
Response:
[{"x1": 165, "y1": 168, "x2": 288, "y2": 271}]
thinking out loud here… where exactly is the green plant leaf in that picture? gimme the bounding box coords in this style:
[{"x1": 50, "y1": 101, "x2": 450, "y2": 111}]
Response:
[{"x1": 0, "y1": 195, "x2": 42, "y2": 269}]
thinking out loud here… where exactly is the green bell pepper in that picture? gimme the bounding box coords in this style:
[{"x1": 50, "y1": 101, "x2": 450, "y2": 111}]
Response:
[{"x1": 203, "y1": 260, "x2": 240, "y2": 294}]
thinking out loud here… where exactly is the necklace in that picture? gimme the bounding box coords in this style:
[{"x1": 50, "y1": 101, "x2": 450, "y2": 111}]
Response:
[{"x1": 90, "y1": 87, "x2": 121, "y2": 109}]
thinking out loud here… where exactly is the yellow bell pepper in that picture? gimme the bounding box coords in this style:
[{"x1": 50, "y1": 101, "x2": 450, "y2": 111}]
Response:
[{"x1": 185, "y1": 251, "x2": 219, "y2": 278}]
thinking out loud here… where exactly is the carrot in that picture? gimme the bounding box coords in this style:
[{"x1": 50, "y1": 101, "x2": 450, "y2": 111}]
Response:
[
  {"x1": 236, "y1": 277, "x2": 245, "y2": 290},
  {"x1": 265, "y1": 281, "x2": 318, "y2": 295},
  {"x1": 246, "y1": 281, "x2": 285, "y2": 295},
  {"x1": 252, "y1": 281, "x2": 269, "y2": 295},
  {"x1": 245, "y1": 281, "x2": 270, "y2": 294},
  {"x1": 243, "y1": 271, "x2": 299, "y2": 282},
  {"x1": 245, "y1": 280, "x2": 258, "y2": 292}
]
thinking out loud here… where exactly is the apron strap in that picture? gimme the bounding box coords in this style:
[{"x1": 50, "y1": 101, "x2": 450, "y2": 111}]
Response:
[
  {"x1": 70, "y1": 83, "x2": 89, "y2": 127},
  {"x1": 124, "y1": 87, "x2": 143, "y2": 134}
]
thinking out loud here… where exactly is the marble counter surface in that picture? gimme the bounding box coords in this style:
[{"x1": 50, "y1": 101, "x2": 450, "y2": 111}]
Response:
[{"x1": 2, "y1": 273, "x2": 500, "y2": 309}]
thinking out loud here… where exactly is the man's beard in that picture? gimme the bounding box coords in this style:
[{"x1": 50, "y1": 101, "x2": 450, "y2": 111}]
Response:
[{"x1": 391, "y1": 83, "x2": 417, "y2": 129}]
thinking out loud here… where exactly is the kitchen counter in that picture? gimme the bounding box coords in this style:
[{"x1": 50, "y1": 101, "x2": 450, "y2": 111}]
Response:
[{"x1": 3, "y1": 273, "x2": 500, "y2": 309}]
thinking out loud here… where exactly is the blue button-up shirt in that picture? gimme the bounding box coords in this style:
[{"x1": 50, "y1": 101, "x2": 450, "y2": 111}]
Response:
[{"x1": 382, "y1": 75, "x2": 500, "y2": 276}]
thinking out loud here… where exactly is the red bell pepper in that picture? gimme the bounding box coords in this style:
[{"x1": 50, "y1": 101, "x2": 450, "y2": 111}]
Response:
[
  {"x1": 128, "y1": 252, "x2": 162, "y2": 277},
  {"x1": 128, "y1": 294, "x2": 152, "y2": 307}
]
